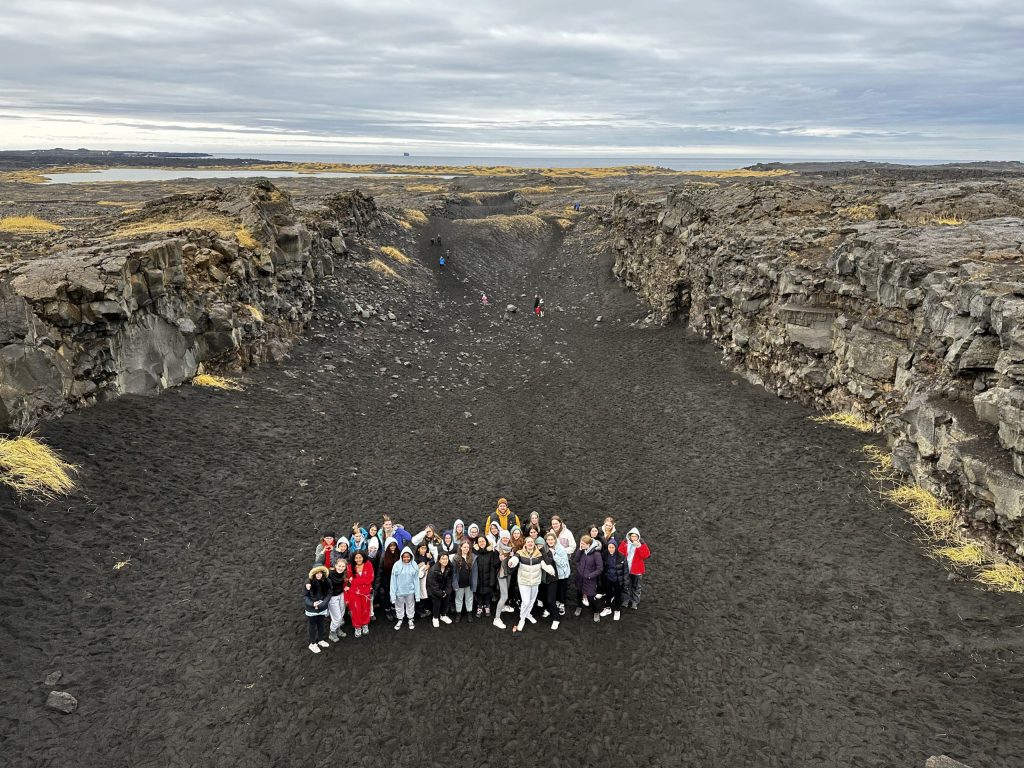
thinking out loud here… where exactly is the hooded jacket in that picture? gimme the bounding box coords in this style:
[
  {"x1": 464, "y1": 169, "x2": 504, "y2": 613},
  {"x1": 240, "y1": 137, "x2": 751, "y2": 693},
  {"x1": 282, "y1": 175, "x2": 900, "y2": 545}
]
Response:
[
  {"x1": 485, "y1": 501, "x2": 521, "y2": 534},
  {"x1": 509, "y1": 546, "x2": 555, "y2": 587},
  {"x1": 452, "y1": 550, "x2": 478, "y2": 591},
  {"x1": 378, "y1": 537, "x2": 401, "y2": 587},
  {"x1": 617, "y1": 528, "x2": 651, "y2": 575},
  {"x1": 473, "y1": 543, "x2": 499, "y2": 592},
  {"x1": 426, "y1": 561, "x2": 453, "y2": 599},
  {"x1": 390, "y1": 547, "x2": 421, "y2": 602},
  {"x1": 603, "y1": 542, "x2": 627, "y2": 584},
  {"x1": 451, "y1": 519, "x2": 467, "y2": 542},
  {"x1": 304, "y1": 566, "x2": 332, "y2": 615},
  {"x1": 546, "y1": 541, "x2": 571, "y2": 580},
  {"x1": 391, "y1": 525, "x2": 413, "y2": 551},
  {"x1": 574, "y1": 541, "x2": 604, "y2": 597},
  {"x1": 415, "y1": 547, "x2": 434, "y2": 600},
  {"x1": 438, "y1": 531, "x2": 458, "y2": 560}
]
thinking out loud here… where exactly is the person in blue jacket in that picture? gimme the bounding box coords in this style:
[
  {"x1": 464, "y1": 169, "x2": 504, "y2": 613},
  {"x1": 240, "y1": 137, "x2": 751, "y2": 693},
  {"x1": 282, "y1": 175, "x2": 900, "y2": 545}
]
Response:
[{"x1": 389, "y1": 546, "x2": 420, "y2": 630}]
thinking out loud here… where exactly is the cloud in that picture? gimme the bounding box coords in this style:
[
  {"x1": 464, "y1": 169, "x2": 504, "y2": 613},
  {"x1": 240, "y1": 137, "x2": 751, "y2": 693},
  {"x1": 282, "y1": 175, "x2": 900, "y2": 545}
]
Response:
[{"x1": 0, "y1": 0, "x2": 1020, "y2": 159}]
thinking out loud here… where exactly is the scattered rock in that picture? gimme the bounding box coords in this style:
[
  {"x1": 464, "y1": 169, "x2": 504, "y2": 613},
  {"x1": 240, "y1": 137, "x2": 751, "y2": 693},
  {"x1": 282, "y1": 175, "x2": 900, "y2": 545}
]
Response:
[
  {"x1": 43, "y1": 671, "x2": 62, "y2": 686},
  {"x1": 46, "y1": 691, "x2": 78, "y2": 714},
  {"x1": 457, "y1": 444, "x2": 472, "y2": 454}
]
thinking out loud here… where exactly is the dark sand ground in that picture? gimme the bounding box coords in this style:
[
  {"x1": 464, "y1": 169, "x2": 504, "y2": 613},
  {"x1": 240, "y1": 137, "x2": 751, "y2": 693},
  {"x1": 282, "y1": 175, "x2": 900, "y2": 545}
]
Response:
[{"x1": 2, "y1": 205, "x2": 1023, "y2": 768}]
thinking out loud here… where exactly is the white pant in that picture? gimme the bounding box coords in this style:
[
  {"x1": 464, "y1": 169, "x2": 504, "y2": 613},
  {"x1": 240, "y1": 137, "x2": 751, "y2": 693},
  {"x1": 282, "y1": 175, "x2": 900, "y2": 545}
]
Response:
[
  {"x1": 328, "y1": 594, "x2": 346, "y2": 633},
  {"x1": 455, "y1": 586, "x2": 474, "y2": 612},
  {"x1": 519, "y1": 584, "x2": 539, "y2": 621},
  {"x1": 394, "y1": 593, "x2": 415, "y2": 621}
]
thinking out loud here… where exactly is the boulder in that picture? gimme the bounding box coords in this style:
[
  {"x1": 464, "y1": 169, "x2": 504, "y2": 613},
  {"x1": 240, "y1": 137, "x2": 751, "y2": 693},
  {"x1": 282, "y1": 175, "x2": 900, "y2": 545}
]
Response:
[{"x1": 46, "y1": 691, "x2": 77, "y2": 714}]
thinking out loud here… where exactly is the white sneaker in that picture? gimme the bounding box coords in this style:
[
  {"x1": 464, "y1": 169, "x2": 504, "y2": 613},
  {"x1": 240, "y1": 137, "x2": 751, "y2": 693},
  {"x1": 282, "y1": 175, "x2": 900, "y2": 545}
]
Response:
[
  {"x1": 582, "y1": 596, "x2": 589, "y2": 606},
  {"x1": 432, "y1": 618, "x2": 440, "y2": 628},
  {"x1": 542, "y1": 610, "x2": 550, "y2": 618},
  {"x1": 551, "y1": 620, "x2": 560, "y2": 630},
  {"x1": 516, "y1": 618, "x2": 526, "y2": 631},
  {"x1": 440, "y1": 615, "x2": 452, "y2": 625},
  {"x1": 408, "y1": 620, "x2": 414, "y2": 630},
  {"x1": 600, "y1": 607, "x2": 612, "y2": 617},
  {"x1": 493, "y1": 617, "x2": 507, "y2": 630},
  {"x1": 317, "y1": 640, "x2": 330, "y2": 648},
  {"x1": 595, "y1": 593, "x2": 603, "y2": 600},
  {"x1": 502, "y1": 605, "x2": 515, "y2": 613},
  {"x1": 526, "y1": 614, "x2": 537, "y2": 624},
  {"x1": 613, "y1": 611, "x2": 620, "y2": 621},
  {"x1": 308, "y1": 643, "x2": 320, "y2": 654},
  {"x1": 394, "y1": 621, "x2": 403, "y2": 631}
]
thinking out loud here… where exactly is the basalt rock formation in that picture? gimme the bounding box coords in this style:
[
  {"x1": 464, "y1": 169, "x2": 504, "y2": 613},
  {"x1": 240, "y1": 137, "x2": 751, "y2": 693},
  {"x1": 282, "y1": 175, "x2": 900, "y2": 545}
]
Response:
[
  {"x1": 0, "y1": 181, "x2": 358, "y2": 430},
  {"x1": 612, "y1": 179, "x2": 1024, "y2": 554}
]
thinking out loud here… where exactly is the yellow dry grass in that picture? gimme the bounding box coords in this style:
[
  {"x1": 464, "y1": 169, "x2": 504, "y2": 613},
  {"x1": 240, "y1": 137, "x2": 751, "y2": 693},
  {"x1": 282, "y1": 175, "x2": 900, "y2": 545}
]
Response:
[
  {"x1": 934, "y1": 541, "x2": 987, "y2": 567},
  {"x1": 192, "y1": 373, "x2": 245, "y2": 391},
  {"x1": 367, "y1": 258, "x2": 400, "y2": 278},
  {"x1": 519, "y1": 185, "x2": 556, "y2": 194},
  {"x1": 115, "y1": 215, "x2": 258, "y2": 249},
  {"x1": 380, "y1": 246, "x2": 410, "y2": 264},
  {"x1": 976, "y1": 562, "x2": 1024, "y2": 593},
  {"x1": 839, "y1": 204, "x2": 876, "y2": 221},
  {"x1": 862, "y1": 444, "x2": 898, "y2": 482},
  {"x1": 113, "y1": 559, "x2": 131, "y2": 571},
  {"x1": 679, "y1": 168, "x2": 794, "y2": 179},
  {"x1": 406, "y1": 183, "x2": 445, "y2": 193},
  {"x1": 812, "y1": 412, "x2": 875, "y2": 432},
  {"x1": 913, "y1": 213, "x2": 967, "y2": 226},
  {"x1": 235, "y1": 227, "x2": 259, "y2": 249},
  {"x1": 0, "y1": 215, "x2": 63, "y2": 233},
  {"x1": 0, "y1": 435, "x2": 78, "y2": 498},
  {"x1": 884, "y1": 485, "x2": 959, "y2": 539},
  {"x1": 245, "y1": 304, "x2": 264, "y2": 322},
  {"x1": 402, "y1": 208, "x2": 429, "y2": 226}
]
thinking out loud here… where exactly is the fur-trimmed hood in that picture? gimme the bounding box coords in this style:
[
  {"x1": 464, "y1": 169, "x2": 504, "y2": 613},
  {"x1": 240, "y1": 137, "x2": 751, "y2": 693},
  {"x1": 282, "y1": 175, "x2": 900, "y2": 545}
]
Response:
[{"x1": 308, "y1": 565, "x2": 330, "y2": 580}]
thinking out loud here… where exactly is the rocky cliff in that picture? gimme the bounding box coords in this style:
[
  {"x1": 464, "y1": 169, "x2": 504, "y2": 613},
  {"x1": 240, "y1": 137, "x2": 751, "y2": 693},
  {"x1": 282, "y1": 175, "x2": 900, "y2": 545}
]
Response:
[
  {"x1": 612, "y1": 179, "x2": 1024, "y2": 554},
  {"x1": 0, "y1": 181, "x2": 353, "y2": 430}
]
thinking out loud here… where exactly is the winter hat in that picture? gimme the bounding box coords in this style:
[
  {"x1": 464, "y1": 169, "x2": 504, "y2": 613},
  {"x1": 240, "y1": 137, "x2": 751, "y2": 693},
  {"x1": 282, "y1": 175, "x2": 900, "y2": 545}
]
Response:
[
  {"x1": 497, "y1": 530, "x2": 512, "y2": 554},
  {"x1": 511, "y1": 525, "x2": 522, "y2": 535},
  {"x1": 442, "y1": 529, "x2": 453, "y2": 541},
  {"x1": 497, "y1": 497, "x2": 508, "y2": 506}
]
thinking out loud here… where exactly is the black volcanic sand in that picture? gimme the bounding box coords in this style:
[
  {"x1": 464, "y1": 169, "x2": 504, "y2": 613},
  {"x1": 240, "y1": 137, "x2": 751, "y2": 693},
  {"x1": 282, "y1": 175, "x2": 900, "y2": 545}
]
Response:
[{"x1": 2, "y1": 208, "x2": 1023, "y2": 768}]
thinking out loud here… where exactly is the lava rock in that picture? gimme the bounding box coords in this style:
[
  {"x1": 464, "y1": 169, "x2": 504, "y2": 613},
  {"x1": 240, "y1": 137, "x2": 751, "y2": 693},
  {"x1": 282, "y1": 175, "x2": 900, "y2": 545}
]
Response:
[{"x1": 46, "y1": 691, "x2": 78, "y2": 714}]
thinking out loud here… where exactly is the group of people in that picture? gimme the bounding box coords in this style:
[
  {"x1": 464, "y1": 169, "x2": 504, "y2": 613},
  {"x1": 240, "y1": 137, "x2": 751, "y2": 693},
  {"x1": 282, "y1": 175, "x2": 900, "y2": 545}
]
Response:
[{"x1": 301, "y1": 498, "x2": 652, "y2": 653}]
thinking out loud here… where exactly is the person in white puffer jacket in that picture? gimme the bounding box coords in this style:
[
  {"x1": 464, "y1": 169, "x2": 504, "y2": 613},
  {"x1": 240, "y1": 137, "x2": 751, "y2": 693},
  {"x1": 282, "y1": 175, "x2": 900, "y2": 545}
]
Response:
[{"x1": 507, "y1": 537, "x2": 555, "y2": 634}]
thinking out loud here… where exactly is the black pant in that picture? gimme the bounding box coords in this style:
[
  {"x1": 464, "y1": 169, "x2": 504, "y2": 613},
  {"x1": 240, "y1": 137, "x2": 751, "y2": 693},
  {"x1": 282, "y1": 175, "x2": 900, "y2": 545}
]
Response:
[
  {"x1": 543, "y1": 581, "x2": 559, "y2": 616},
  {"x1": 555, "y1": 578, "x2": 569, "y2": 604},
  {"x1": 431, "y1": 594, "x2": 450, "y2": 619},
  {"x1": 307, "y1": 614, "x2": 327, "y2": 644},
  {"x1": 576, "y1": 586, "x2": 598, "y2": 615},
  {"x1": 605, "y1": 580, "x2": 623, "y2": 610}
]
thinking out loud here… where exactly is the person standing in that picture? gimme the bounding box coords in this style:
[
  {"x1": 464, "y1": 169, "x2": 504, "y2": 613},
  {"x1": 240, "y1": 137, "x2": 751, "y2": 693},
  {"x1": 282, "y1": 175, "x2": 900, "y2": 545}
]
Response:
[
  {"x1": 601, "y1": 538, "x2": 627, "y2": 621},
  {"x1": 493, "y1": 530, "x2": 514, "y2": 630},
  {"x1": 485, "y1": 498, "x2": 520, "y2": 533},
  {"x1": 327, "y1": 559, "x2": 349, "y2": 642},
  {"x1": 427, "y1": 553, "x2": 454, "y2": 628},
  {"x1": 473, "y1": 534, "x2": 498, "y2": 619},
  {"x1": 508, "y1": 537, "x2": 555, "y2": 634},
  {"x1": 313, "y1": 534, "x2": 337, "y2": 568},
  {"x1": 389, "y1": 546, "x2": 420, "y2": 630},
  {"x1": 376, "y1": 537, "x2": 401, "y2": 621},
  {"x1": 619, "y1": 528, "x2": 651, "y2": 609},
  {"x1": 452, "y1": 540, "x2": 477, "y2": 623},
  {"x1": 544, "y1": 530, "x2": 571, "y2": 621},
  {"x1": 303, "y1": 566, "x2": 332, "y2": 653},
  {"x1": 573, "y1": 535, "x2": 604, "y2": 622},
  {"x1": 550, "y1": 515, "x2": 576, "y2": 554},
  {"x1": 346, "y1": 552, "x2": 375, "y2": 638}
]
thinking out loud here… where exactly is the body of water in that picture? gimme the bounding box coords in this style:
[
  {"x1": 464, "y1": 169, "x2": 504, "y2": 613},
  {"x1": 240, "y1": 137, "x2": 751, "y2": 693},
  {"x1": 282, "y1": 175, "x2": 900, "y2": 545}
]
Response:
[{"x1": 43, "y1": 168, "x2": 446, "y2": 184}]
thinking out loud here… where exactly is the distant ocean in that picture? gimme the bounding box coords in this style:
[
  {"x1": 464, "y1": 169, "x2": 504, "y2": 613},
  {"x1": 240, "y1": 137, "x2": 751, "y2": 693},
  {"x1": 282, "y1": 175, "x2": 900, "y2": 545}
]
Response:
[{"x1": 212, "y1": 153, "x2": 949, "y2": 170}]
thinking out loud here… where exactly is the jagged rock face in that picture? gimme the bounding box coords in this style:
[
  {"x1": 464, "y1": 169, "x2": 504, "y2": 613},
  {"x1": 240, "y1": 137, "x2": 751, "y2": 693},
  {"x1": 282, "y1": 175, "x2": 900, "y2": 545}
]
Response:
[
  {"x1": 0, "y1": 181, "x2": 341, "y2": 430},
  {"x1": 612, "y1": 180, "x2": 1024, "y2": 553}
]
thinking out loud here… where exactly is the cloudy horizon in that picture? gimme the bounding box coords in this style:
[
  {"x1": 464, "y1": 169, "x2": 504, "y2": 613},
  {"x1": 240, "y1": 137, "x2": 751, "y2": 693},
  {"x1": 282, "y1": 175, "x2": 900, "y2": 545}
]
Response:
[{"x1": 1, "y1": 0, "x2": 1021, "y2": 161}]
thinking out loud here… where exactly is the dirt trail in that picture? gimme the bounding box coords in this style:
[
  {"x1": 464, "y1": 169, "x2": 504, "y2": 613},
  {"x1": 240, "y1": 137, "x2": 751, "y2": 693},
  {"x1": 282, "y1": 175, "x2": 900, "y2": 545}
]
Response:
[{"x1": 1, "y1": 206, "x2": 1022, "y2": 768}]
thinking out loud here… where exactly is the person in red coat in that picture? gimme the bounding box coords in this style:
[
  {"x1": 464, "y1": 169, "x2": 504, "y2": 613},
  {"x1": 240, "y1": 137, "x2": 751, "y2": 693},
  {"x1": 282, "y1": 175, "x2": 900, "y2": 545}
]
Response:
[
  {"x1": 346, "y1": 551, "x2": 375, "y2": 637},
  {"x1": 617, "y1": 527, "x2": 650, "y2": 609}
]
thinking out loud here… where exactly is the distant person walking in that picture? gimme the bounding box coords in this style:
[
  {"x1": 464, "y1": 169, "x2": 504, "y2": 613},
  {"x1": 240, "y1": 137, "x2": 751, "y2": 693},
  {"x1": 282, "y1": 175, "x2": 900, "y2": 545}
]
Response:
[
  {"x1": 439, "y1": 249, "x2": 449, "y2": 270},
  {"x1": 534, "y1": 294, "x2": 541, "y2": 315}
]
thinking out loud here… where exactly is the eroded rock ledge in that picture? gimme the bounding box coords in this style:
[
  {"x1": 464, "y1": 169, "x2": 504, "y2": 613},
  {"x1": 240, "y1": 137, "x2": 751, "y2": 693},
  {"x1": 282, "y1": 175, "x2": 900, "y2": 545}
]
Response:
[
  {"x1": 0, "y1": 182, "x2": 374, "y2": 430},
  {"x1": 612, "y1": 180, "x2": 1024, "y2": 554}
]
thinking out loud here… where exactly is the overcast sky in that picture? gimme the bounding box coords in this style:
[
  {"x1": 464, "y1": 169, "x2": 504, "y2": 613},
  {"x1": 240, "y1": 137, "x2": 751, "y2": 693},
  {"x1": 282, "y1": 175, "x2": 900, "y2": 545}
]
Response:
[{"x1": 1, "y1": 0, "x2": 1021, "y2": 160}]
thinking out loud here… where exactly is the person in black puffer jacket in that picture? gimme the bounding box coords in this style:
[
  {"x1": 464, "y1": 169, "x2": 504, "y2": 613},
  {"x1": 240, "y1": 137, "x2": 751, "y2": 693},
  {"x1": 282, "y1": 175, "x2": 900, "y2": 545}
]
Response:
[
  {"x1": 600, "y1": 538, "x2": 627, "y2": 621},
  {"x1": 426, "y1": 553, "x2": 454, "y2": 628},
  {"x1": 472, "y1": 535, "x2": 499, "y2": 619},
  {"x1": 303, "y1": 566, "x2": 332, "y2": 653}
]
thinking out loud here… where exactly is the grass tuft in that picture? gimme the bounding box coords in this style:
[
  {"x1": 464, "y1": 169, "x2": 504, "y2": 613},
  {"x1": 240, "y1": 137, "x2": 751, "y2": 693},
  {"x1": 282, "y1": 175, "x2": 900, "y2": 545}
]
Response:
[
  {"x1": 367, "y1": 258, "x2": 400, "y2": 278},
  {"x1": 812, "y1": 412, "x2": 875, "y2": 432},
  {"x1": 402, "y1": 209, "x2": 429, "y2": 226},
  {"x1": 235, "y1": 227, "x2": 259, "y2": 249},
  {"x1": 380, "y1": 246, "x2": 410, "y2": 264},
  {"x1": 679, "y1": 168, "x2": 794, "y2": 179},
  {"x1": 245, "y1": 304, "x2": 264, "y2": 323},
  {"x1": 884, "y1": 485, "x2": 958, "y2": 539},
  {"x1": 192, "y1": 374, "x2": 245, "y2": 391},
  {"x1": 0, "y1": 215, "x2": 63, "y2": 234},
  {"x1": 839, "y1": 204, "x2": 876, "y2": 221},
  {"x1": 0, "y1": 435, "x2": 78, "y2": 498},
  {"x1": 934, "y1": 541, "x2": 988, "y2": 567},
  {"x1": 976, "y1": 562, "x2": 1024, "y2": 593}
]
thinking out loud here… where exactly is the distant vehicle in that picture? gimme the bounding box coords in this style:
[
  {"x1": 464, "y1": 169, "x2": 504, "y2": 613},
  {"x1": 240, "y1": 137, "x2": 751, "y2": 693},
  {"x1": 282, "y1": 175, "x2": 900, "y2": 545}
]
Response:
[{"x1": 403, "y1": 152, "x2": 411, "y2": 157}]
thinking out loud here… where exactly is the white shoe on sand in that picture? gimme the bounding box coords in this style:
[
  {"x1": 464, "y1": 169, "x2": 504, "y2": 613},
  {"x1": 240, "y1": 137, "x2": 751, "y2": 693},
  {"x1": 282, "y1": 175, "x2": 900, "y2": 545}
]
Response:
[
  {"x1": 493, "y1": 617, "x2": 507, "y2": 630},
  {"x1": 600, "y1": 607, "x2": 612, "y2": 617},
  {"x1": 317, "y1": 640, "x2": 329, "y2": 648},
  {"x1": 308, "y1": 643, "x2": 320, "y2": 654},
  {"x1": 613, "y1": 611, "x2": 621, "y2": 621},
  {"x1": 394, "y1": 621, "x2": 403, "y2": 630},
  {"x1": 432, "y1": 618, "x2": 440, "y2": 628},
  {"x1": 408, "y1": 620, "x2": 414, "y2": 630},
  {"x1": 441, "y1": 615, "x2": 452, "y2": 625},
  {"x1": 526, "y1": 614, "x2": 537, "y2": 624},
  {"x1": 551, "y1": 620, "x2": 560, "y2": 630}
]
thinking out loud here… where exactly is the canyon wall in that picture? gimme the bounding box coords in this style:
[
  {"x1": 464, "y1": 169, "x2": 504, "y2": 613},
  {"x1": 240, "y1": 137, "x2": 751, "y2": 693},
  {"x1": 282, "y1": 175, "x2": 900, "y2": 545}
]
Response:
[
  {"x1": 0, "y1": 182, "x2": 375, "y2": 430},
  {"x1": 612, "y1": 180, "x2": 1024, "y2": 555}
]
